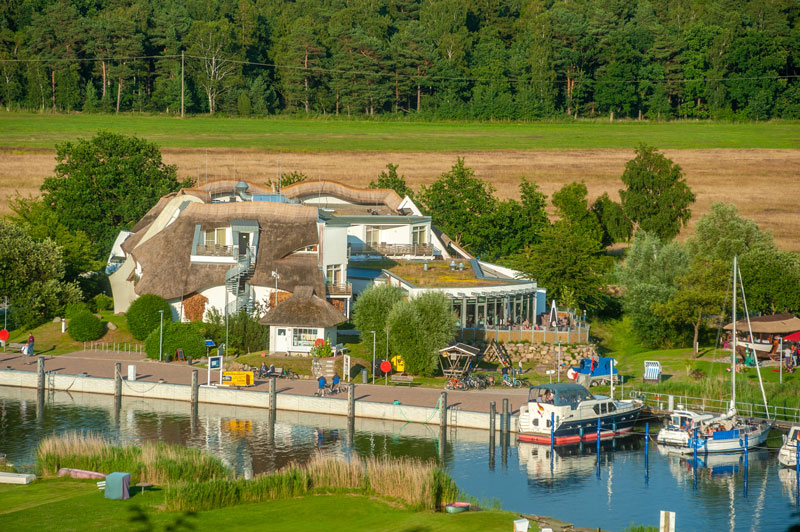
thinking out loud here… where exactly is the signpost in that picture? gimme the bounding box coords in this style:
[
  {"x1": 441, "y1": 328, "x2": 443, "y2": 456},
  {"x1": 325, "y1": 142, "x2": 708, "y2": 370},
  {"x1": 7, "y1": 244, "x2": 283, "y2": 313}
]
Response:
[{"x1": 208, "y1": 355, "x2": 223, "y2": 386}]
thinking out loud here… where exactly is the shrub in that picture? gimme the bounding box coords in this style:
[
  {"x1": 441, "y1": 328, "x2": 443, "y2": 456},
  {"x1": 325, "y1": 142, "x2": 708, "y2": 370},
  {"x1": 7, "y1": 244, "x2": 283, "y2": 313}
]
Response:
[
  {"x1": 93, "y1": 293, "x2": 113, "y2": 311},
  {"x1": 127, "y1": 294, "x2": 171, "y2": 340},
  {"x1": 64, "y1": 301, "x2": 90, "y2": 319},
  {"x1": 67, "y1": 310, "x2": 105, "y2": 341},
  {"x1": 144, "y1": 321, "x2": 206, "y2": 360}
]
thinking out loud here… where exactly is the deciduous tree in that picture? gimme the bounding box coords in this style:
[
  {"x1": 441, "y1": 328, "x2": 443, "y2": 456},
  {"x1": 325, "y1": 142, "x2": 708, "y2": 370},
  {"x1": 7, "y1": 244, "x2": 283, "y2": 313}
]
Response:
[{"x1": 619, "y1": 144, "x2": 695, "y2": 241}]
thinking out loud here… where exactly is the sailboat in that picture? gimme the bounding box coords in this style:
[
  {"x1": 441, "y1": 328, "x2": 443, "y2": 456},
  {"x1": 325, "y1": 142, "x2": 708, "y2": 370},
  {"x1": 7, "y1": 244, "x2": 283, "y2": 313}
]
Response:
[{"x1": 656, "y1": 256, "x2": 771, "y2": 454}]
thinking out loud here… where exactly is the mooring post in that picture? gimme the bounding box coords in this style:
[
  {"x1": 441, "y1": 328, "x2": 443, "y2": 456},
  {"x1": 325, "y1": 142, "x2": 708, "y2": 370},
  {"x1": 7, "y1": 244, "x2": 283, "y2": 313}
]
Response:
[
  {"x1": 550, "y1": 412, "x2": 555, "y2": 452},
  {"x1": 348, "y1": 384, "x2": 355, "y2": 420},
  {"x1": 744, "y1": 434, "x2": 749, "y2": 497},
  {"x1": 191, "y1": 369, "x2": 199, "y2": 407},
  {"x1": 645, "y1": 423, "x2": 650, "y2": 483},
  {"x1": 440, "y1": 391, "x2": 447, "y2": 430},
  {"x1": 501, "y1": 398, "x2": 509, "y2": 436},
  {"x1": 489, "y1": 401, "x2": 496, "y2": 469},
  {"x1": 114, "y1": 363, "x2": 122, "y2": 399},
  {"x1": 795, "y1": 439, "x2": 799, "y2": 505},
  {"x1": 596, "y1": 420, "x2": 601, "y2": 477},
  {"x1": 37, "y1": 356, "x2": 45, "y2": 391},
  {"x1": 693, "y1": 428, "x2": 698, "y2": 491},
  {"x1": 270, "y1": 375, "x2": 277, "y2": 410}
]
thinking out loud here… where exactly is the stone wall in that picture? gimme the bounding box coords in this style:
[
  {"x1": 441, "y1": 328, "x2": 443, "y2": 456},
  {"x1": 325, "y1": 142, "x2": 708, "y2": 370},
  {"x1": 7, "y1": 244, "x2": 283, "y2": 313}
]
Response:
[{"x1": 493, "y1": 342, "x2": 598, "y2": 368}]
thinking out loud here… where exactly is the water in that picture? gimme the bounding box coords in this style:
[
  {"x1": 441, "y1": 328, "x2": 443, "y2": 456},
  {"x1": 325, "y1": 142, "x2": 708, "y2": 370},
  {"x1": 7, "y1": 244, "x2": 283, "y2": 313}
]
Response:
[{"x1": 1, "y1": 385, "x2": 798, "y2": 532}]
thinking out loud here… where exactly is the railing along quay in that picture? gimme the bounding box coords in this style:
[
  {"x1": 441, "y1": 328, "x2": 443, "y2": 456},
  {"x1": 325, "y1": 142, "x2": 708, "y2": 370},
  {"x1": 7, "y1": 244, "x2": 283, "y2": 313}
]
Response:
[{"x1": 631, "y1": 389, "x2": 800, "y2": 428}]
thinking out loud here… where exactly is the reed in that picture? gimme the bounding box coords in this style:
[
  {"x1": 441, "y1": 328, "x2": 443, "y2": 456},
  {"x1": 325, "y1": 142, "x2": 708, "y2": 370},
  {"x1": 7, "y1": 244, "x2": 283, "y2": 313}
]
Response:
[
  {"x1": 165, "y1": 454, "x2": 462, "y2": 513},
  {"x1": 37, "y1": 433, "x2": 228, "y2": 484}
]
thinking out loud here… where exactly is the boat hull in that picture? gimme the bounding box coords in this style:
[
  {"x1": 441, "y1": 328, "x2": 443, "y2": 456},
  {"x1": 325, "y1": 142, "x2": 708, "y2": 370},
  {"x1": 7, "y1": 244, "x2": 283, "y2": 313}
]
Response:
[
  {"x1": 659, "y1": 424, "x2": 770, "y2": 454},
  {"x1": 518, "y1": 405, "x2": 642, "y2": 445}
]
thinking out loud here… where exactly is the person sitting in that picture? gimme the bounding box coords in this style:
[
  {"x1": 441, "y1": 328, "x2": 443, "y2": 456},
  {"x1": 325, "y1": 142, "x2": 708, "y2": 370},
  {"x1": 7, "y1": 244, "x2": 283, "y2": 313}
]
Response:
[
  {"x1": 316, "y1": 375, "x2": 327, "y2": 397},
  {"x1": 259, "y1": 362, "x2": 268, "y2": 378},
  {"x1": 268, "y1": 363, "x2": 275, "y2": 376},
  {"x1": 331, "y1": 373, "x2": 341, "y2": 394}
]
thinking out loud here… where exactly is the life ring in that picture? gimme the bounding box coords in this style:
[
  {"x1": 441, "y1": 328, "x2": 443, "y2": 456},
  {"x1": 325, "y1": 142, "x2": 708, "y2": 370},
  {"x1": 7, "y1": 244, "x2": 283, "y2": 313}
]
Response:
[
  {"x1": 567, "y1": 368, "x2": 577, "y2": 380},
  {"x1": 314, "y1": 338, "x2": 325, "y2": 348}
]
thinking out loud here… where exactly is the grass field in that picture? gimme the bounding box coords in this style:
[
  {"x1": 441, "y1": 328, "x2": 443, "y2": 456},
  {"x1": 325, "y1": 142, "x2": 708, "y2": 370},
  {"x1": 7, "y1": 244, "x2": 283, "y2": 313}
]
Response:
[
  {"x1": 1, "y1": 113, "x2": 799, "y2": 250},
  {"x1": 1, "y1": 113, "x2": 798, "y2": 150},
  {"x1": 0, "y1": 480, "x2": 526, "y2": 532}
]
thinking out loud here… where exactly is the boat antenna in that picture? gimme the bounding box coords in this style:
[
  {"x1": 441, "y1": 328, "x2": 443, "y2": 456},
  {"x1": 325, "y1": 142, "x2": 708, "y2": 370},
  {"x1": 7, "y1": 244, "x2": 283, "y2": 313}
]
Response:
[
  {"x1": 731, "y1": 255, "x2": 737, "y2": 412},
  {"x1": 737, "y1": 261, "x2": 770, "y2": 420}
]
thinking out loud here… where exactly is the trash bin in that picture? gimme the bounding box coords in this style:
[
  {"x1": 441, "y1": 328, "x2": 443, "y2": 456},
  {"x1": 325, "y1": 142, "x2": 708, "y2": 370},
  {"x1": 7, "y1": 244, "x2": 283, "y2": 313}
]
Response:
[
  {"x1": 513, "y1": 518, "x2": 530, "y2": 532},
  {"x1": 361, "y1": 369, "x2": 368, "y2": 384},
  {"x1": 104, "y1": 472, "x2": 131, "y2": 500}
]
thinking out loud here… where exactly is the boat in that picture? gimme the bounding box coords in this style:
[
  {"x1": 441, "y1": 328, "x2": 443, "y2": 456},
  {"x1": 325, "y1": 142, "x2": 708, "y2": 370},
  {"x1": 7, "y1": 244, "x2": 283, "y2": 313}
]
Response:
[
  {"x1": 656, "y1": 256, "x2": 771, "y2": 454},
  {"x1": 778, "y1": 425, "x2": 800, "y2": 468},
  {"x1": 517, "y1": 382, "x2": 643, "y2": 445},
  {"x1": 445, "y1": 502, "x2": 470, "y2": 513}
]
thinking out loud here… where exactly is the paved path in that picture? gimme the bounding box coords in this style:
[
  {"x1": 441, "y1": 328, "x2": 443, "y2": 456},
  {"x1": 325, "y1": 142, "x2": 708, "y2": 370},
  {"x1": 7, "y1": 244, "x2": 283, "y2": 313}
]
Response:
[{"x1": 0, "y1": 351, "x2": 531, "y2": 414}]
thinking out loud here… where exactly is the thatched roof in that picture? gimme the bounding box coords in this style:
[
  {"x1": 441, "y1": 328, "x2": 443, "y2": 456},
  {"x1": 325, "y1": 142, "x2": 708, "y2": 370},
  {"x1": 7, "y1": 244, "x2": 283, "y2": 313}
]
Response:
[
  {"x1": 723, "y1": 313, "x2": 800, "y2": 334},
  {"x1": 197, "y1": 180, "x2": 274, "y2": 196},
  {"x1": 439, "y1": 343, "x2": 481, "y2": 356},
  {"x1": 129, "y1": 201, "x2": 325, "y2": 300},
  {"x1": 281, "y1": 181, "x2": 403, "y2": 211},
  {"x1": 259, "y1": 286, "x2": 346, "y2": 328}
]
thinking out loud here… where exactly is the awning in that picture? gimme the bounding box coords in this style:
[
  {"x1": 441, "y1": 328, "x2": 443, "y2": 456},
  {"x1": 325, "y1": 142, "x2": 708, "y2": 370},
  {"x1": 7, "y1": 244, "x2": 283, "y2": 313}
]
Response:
[
  {"x1": 723, "y1": 313, "x2": 800, "y2": 334},
  {"x1": 783, "y1": 331, "x2": 800, "y2": 342}
]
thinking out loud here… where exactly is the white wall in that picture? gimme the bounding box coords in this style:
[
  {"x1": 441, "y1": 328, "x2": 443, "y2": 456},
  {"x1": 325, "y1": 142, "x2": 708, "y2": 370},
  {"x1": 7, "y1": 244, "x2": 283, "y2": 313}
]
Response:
[{"x1": 321, "y1": 225, "x2": 348, "y2": 269}]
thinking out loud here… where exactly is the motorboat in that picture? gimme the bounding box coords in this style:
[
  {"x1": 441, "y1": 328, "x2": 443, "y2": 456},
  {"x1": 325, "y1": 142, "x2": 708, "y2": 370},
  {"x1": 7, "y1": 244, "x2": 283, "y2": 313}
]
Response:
[
  {"x1": 517, "y1": 382, "x2": 643, "y2": 445},
  {"x1": 778, "y1": 425, "x2": 800, "y2": 468},
  {"x1": 656, "y1": 256, "x2": 772, "y2": 454}
]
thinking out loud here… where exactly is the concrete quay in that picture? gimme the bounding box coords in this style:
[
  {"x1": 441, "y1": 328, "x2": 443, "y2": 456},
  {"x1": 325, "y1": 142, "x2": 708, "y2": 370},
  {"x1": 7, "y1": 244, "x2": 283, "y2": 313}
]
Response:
[{"x1": 0, "y1": 351, "x2": 526, "y2": 432}]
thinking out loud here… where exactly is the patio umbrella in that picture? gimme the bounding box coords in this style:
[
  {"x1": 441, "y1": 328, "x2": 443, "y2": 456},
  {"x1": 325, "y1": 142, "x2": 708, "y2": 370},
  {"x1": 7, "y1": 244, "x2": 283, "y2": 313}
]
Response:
[{"x1": 783, "y1": 330, "x2": 800, "y2": 342}]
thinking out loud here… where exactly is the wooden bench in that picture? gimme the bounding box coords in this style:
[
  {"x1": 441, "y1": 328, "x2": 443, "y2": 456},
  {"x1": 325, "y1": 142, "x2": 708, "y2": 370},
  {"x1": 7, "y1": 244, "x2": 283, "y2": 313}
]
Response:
[
  {"x1": 7, "y1": 342, "x2": 25, "y2": 353},
  {"x1": 390, "y1": 374, "x2": 416, "y2": 387}
]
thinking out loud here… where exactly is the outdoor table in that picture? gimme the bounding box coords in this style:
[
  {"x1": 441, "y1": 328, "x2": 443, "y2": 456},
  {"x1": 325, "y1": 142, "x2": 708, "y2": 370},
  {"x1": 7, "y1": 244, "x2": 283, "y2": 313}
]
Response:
[{"x1": 134, "y1": 482, "x2": 153, "y2": 495}]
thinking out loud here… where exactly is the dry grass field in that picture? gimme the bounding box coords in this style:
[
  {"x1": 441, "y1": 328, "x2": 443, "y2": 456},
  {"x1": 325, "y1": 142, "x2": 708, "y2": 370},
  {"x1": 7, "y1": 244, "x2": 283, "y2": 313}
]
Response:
[{"x1": 1, "y1": 147, "x2": 799, "y2": 250}]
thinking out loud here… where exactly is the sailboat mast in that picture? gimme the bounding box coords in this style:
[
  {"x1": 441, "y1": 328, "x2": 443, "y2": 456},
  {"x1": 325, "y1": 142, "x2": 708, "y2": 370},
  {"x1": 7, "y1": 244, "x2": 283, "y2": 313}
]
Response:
[{"x1": 731, "y1": 255, "x2": 737, "y2": 409}]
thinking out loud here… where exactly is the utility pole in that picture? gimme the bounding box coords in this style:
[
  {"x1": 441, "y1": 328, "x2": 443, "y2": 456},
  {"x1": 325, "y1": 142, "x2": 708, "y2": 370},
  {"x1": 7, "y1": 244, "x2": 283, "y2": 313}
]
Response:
[{"x1": 181, "y1": 50, "x2": 185, "y2": 118}]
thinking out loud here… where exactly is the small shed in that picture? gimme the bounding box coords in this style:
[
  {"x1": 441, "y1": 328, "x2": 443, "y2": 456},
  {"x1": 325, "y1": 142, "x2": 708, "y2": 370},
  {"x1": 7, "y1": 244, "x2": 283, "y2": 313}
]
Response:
[
  {"x1": 439, "y1": 343, "x2": 482, "y2": 379},
  {"x1": 260, "y1": 286, "x2": 346, "y2": 355}
]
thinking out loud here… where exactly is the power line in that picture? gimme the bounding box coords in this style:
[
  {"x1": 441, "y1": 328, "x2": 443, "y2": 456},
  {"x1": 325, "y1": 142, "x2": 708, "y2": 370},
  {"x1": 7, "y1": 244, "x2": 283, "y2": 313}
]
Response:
[{"x1": 1, "y1": 53, "x2": 797, "y2": 86}]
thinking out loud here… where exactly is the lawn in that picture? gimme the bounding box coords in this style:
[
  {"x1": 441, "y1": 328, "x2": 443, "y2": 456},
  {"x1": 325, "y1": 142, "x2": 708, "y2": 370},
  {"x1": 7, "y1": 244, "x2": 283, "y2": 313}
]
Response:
[
  {"x1": 1, "y1": 112, "x2": 797, "y2": 150},
  {"x1": 0, "y1": 479, "x2": 529, "y2": 532},
  {"x1": 3, "y1": 310, "x2": 139, "y2": 357}
]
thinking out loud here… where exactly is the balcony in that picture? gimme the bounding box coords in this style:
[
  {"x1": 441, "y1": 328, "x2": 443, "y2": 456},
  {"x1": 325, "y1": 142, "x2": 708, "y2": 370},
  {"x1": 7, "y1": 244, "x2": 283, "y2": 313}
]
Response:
[
  {"x1": 326, "y1": 282, "x2": 352, "y2": 296},
  {"x1": 348, "y1": 242, "x2": 434, "y2": 258},
  {"x1": 194, "y1": 244, "x2": 235, "y2": 257}
]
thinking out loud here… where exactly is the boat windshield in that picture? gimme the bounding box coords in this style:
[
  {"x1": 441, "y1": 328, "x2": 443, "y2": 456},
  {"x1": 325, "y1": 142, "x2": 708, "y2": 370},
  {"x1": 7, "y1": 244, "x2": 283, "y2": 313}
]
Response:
[{"x1": 529, "y1": 384, "x2": 593, "y2": 407}]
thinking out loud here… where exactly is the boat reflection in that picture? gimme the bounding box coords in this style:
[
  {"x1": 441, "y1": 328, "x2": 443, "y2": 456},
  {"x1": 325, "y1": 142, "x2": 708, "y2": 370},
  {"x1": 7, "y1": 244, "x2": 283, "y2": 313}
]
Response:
[{"x1": 518, "y1": 438, "x2": 641, "y2": 485}]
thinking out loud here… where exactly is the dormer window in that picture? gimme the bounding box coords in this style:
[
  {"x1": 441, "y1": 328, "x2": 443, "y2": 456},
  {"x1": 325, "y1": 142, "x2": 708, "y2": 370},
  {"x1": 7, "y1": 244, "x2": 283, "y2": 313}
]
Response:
[
  {"x1": 204, "y1": 228, "x2": 227, "y2": 246},
  {"x1": 291, "y1": 245, "x2": 318, "y2": 254},
  {"x1": 412, "y1": 226, "x2": 427, "y2": 245}
]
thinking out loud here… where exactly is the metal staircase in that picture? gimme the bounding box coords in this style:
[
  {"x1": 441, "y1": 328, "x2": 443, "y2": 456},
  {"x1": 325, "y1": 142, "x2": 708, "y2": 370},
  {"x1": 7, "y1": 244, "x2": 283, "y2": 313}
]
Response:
[{"x1": 225, "y1": 248, "x2": 256, "y2": 314}]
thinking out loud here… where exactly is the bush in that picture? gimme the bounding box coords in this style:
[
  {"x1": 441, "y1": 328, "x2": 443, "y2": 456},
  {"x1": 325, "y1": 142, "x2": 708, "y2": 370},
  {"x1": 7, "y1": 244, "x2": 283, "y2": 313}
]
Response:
[
  {"x1": 127, "y1": 294, "x2": 172, "y2": 340},
  {"x1": 93, "y1": 293, "x2": 113, "y2": 311},
  {"x1": 67, "y1": 310, "x2": 105, "y2": 341},
  {"x1": 64, "y1": 301, "x2": 91, "y2": 319},
  {"x1": 144, "y1": 321, "x2": 206, "y2": 360}
]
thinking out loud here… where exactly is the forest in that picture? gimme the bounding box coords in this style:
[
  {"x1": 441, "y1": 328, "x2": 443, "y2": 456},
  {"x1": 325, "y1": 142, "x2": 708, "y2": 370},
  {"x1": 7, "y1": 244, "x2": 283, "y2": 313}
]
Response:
[{"x1": 0, "y1": 0, "x2": 798, "y2": 120}]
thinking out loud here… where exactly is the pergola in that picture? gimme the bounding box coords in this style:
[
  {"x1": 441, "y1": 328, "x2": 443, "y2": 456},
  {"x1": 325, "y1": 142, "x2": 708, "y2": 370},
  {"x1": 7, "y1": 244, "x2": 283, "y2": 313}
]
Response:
[{"x1": 438, "y1": 343, "x2": 482, "y2": 379}]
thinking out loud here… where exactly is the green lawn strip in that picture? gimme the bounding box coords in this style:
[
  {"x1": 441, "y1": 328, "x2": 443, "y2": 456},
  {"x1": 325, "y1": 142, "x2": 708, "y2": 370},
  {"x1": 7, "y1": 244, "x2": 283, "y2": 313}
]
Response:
[
  {"x1": 0, "y1": 480, "x2": 529, "y2": 532},
  {"x1": 0, "y1": 113, "x2": 797, "y2": 150},
  {"x1": 5, "y1": 311, "x2": 138, "y2": 357}
]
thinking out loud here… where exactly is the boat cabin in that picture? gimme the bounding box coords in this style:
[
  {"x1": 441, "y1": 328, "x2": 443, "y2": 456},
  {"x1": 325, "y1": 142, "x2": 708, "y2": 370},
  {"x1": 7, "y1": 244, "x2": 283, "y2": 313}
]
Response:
[
  {"x1": 528, "y1": 383, "x2": 593, "y2": 409},
  {"x1": 665, "y1": 410, "x2": 715, "y2": 431}
]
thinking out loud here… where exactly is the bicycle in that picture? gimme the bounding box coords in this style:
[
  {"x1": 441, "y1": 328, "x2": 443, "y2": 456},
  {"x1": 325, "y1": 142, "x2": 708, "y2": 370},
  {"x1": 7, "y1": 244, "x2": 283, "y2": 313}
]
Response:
[{"x1": 502, "y1": 375, "x2": 522, "y2": 388}]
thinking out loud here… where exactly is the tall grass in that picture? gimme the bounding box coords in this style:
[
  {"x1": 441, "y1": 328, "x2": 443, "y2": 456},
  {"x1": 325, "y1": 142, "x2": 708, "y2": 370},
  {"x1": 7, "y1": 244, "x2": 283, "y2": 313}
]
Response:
[
  {"x1": 37, "y1": 433, "x2": 228, "y2": 484},
  {"x1": 165, "y1": 454, "x2": 463, "y2": 513}
]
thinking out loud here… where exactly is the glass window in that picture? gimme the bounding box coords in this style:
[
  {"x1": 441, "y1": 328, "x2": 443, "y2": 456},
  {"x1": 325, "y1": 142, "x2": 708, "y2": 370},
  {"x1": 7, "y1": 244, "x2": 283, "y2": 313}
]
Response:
[
  {"x1": 601, "y1": 403, "x2": 608, "y2": 414},
  {"x1": 277, "y1": 329, "x2": 286, "y2": 336},
  {"x1": 366, "y1": 226, "x2": 380, "y2": 245},
  {"x1": 326, "y1": 264, "x2": 342, "y2": 284},
  {"x1": 609, "y1": 402, "x2": 617, "y2": 412},
  {"x1": 533, "y1": 418, "x2": 539, "y2": 427},
  {"x1": 204, "y1": 228, "x2": 227, "y2": 246},
  {"x1": 412, "y1": 226, "x2": 427, "y2": 245},
  {"x1": 593, "y1": 405, "x2": 600, "y2": 415},
  {"x1": 292, "y1": 328, "x2": 317, "y2": 347}
]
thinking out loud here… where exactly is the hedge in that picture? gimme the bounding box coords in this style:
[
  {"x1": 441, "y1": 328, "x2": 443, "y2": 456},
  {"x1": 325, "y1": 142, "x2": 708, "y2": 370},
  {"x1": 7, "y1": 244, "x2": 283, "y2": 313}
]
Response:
[
  {"x1": 67, "y1": 310, "x2": 105, "y2": 341},
  {"x1": 144, "y1": 321, "x2": 206, "y2": 361},
  {"x1": 93, "y1": 293, "x2": 113, "y2": 311},
  {"x1": 126, "y1": 294, "x2": 172, "y2": 340}
]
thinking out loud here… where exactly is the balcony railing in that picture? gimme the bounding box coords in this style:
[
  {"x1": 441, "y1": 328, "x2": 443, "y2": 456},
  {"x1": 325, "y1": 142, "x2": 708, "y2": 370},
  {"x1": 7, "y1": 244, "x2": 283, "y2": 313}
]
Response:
[
  {"x1": 326, "y1": 282, "x2": 352, "y2": 296},
  {"x1": 194, "y1": 244, "x2": 235, "y2": 257},
  {"x1": 348, "y1": 242, "x2": 434, "y2": 258}
]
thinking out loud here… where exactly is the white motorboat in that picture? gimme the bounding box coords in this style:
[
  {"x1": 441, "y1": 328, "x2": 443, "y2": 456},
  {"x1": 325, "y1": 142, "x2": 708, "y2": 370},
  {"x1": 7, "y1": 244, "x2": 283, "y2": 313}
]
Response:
[
  {"x1": 517, "y1": 383, "x2": 643, "y2": 445},
  {"x1": 778, "y1": 425, "x2": 800, "y2": 468},
  {"x1": 656, "y1": 256, "x2": 772, "y2": 454}
]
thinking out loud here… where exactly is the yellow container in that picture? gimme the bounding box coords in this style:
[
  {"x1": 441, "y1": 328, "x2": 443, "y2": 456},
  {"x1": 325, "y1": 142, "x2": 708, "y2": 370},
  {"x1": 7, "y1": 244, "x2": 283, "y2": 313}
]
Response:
[{"x1": 221, "y1": 371, "x2": 254, "y2": 387}]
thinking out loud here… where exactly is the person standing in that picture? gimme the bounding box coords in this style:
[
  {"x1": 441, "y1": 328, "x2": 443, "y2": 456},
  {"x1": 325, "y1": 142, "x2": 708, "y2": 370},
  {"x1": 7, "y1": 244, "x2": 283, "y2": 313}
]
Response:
[{"x1": 26, "y1": 332, "x2": 34, "y2": 357}]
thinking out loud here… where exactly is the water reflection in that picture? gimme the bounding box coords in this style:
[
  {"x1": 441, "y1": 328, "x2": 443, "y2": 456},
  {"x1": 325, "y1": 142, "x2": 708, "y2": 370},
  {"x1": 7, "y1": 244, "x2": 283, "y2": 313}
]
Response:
[{"x1": 1, "y1": 385, "x2": 798, "y2": 532}]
